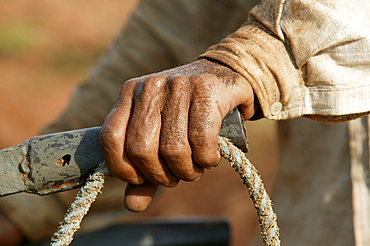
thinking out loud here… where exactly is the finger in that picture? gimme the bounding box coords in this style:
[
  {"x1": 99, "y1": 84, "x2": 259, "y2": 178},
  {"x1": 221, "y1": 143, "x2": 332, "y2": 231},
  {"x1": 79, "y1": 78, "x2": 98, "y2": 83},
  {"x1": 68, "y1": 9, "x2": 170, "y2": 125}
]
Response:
[
  {"x1": 125, "y1": 76, "x2": 179, "y2": 187},
  {"x1": 100, "y1": 79, "x2": 144, "y2": 184},
  {"x1": 124, "y1": 180, "x2": 159, "y2": 212},
  {"x1": 160, "y1": 76, "x2": 204, "y2": 181},
  {"x1": 188, "y1": 77, "x2": 222, "y2": 168}
]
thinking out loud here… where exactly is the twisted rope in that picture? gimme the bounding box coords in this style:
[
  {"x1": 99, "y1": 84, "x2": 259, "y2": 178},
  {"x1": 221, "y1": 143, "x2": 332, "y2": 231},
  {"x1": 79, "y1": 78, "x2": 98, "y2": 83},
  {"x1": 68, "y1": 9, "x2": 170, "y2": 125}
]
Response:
[
  {"x1": 50, "y1": 136, "x2": 280, "y2": 246},
  {"x1": 218, "y1": 137, "x2": 280, "y2": 245},
  {"x1": 50, "y1": 162, "x2": 110, "y2": 246}
]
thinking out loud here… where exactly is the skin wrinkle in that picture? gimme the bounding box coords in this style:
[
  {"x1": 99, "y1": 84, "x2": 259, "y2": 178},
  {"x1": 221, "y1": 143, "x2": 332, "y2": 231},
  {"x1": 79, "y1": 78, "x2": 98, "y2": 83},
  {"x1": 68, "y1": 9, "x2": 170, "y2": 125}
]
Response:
[
  {"x1": 154, "y1": 83, "x2": 196, "y2": 181},
  {"x1": 100, "y1": 81, "x2": 145, "y2": 184},
  {"x1": 189, "y1": 79, "x2": 221, "y2": 167},
  {"x1": 126, "y1": 123, "x2": 177, "y2": 187},
  {"x1": 159, "y1": 76, "x2": 204, "y2": 181},
  {"x1": 125, "y1": 75, "x2": 180, "y2": 187},
  {"x1": 133, "y1": 76, "x2": 167, "y2": 105},
  {"x1": 160, "y1": 77, "x2": 190, "y2": 146},
  {"x1": 190, "y1": 78, "x2": 219, "y2": 130},
  {"x1": 101, "y1": 59, "x2": 256, "y2": 211},
  {"x1": 198, "y1": 58, "x2": 240, "y2": 85}
]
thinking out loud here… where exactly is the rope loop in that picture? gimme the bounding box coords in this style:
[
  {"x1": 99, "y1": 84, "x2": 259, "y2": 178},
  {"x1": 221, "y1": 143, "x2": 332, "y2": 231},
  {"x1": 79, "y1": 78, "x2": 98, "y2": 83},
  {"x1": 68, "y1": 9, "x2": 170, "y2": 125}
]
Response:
[
  {"x1": 50, "y1": 136, "x2": 280, "y2": 246},
  {"x1": 50, "y1": 162, "x2": 110, "y2": 246},
  {"x1": 218, "y1": 137, "x2": 280, "y2": 246}
]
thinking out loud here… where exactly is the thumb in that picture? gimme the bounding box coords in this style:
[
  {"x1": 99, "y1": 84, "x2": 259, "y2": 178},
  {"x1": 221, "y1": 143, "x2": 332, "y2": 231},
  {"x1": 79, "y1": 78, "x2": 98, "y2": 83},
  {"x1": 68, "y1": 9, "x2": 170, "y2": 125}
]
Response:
[
  {"x1": 124, "y1": 180, "x2": 159, "y2": 212},
  {"x1": 238, "y1": 92, "x2": 260, "y2": 120},
  {"x1": 226, "y1": 76, "x2": 258, "y2": 120}
]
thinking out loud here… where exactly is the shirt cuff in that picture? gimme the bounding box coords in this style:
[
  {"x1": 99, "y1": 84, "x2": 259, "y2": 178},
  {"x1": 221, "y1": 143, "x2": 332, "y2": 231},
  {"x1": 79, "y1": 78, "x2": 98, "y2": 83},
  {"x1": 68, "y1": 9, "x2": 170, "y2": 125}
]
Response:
[{"x1": 199, "y1": 23, "x2": 305, "y2": 120}]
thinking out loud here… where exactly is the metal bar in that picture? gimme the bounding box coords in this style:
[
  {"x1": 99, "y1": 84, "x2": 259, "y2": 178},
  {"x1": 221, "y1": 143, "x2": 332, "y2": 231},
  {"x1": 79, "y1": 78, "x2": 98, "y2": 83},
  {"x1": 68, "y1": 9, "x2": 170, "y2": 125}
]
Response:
[{"x1": 0, "y1": 108, "x2": 248, "y2": 197}]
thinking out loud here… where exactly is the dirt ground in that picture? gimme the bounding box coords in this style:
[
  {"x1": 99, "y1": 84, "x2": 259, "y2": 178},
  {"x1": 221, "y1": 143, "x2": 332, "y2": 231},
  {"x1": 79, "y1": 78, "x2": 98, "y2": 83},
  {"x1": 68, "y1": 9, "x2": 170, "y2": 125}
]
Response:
[{"x1": 0, "y1": 1, "x2": 279, "y2": 245}]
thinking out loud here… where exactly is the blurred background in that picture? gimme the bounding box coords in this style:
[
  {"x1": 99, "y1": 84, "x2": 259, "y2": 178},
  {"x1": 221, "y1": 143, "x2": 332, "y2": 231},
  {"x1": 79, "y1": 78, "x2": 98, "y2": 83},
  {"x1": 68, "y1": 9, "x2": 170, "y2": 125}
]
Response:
[{"x1": 0, "y1": 0, "x2": 279, "y2": 245}]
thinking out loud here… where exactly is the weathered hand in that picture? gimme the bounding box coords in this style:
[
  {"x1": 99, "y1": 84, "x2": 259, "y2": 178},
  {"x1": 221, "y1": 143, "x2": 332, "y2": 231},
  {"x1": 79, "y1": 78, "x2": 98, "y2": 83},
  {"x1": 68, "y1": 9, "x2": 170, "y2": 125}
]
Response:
[{"x1": 100, "y1": 59, "x2": 257, "y2": 212}]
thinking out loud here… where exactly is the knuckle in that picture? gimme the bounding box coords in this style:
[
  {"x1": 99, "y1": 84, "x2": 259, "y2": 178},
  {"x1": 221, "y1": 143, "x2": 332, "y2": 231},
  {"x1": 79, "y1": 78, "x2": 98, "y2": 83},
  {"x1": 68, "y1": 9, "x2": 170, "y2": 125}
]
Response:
[
  {"x1": 189, "y1": 128, "x2": 210, "y2": 145},
  {"x1": 131, "y1": 75, "x2": 167, "y2": 105},
  {"x1": 167, "y1": 77, "x2": 192, "y2": 101},
  {"x1": 109, "y1": 165, "x2": 136, "y2": 182},
  {"x1": 99, "y1": 128, "x2": 121, "y2": 148},
  {"x1": 168, "y1": 76, "x2": 188, "y2": 90},
  {"x1": 189, "y1": 132, "x2": 220, "y2": 167},
  {"x1": 122, "y1": 78, "x2": 139, "y2": 92},
  {"x1": 115, "y1": 79, "x2": 139, "y2": 106},
  {"x1": 141, "y1": 75, "x2": 166, "y2": 92},
  {"x1": 126, "y1": 141, "x2": 154, "y2": 161},
  {"x1": 160, "y1": 145, "x2": 203, "y2": 182},
  {"x1": 160, "y1": 143, "x2": 188, "y2": 160}
]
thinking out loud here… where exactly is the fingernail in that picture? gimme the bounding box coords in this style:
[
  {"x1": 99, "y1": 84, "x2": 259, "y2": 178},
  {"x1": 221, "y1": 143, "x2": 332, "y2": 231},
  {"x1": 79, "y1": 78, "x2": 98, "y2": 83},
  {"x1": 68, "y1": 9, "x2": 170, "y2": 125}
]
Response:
[
  {"x1": 193, "y1": 176, "x2": 202, "y2": 182},
  {"x1": 167, "y1": 180, "x2": 178, "y2": 188},
  {"x1": 205, "y1": 165, "x2": 217, "y2": 170},
  {"x1": 129, "y1": 176, "x2": 145, "y2": 185}
]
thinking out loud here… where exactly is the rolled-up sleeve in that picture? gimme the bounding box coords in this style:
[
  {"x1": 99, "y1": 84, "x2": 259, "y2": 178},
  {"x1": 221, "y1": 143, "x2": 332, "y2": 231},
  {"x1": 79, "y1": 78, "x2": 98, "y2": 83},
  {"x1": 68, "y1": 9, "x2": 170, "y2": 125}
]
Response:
[{"x1": 200, "y1": 0, "x2": 370, "y2": 121}]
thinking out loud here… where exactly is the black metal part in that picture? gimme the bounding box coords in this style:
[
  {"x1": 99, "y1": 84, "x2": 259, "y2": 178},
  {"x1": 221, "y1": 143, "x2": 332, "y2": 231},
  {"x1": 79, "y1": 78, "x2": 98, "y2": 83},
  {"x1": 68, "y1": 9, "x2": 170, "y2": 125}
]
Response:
[{"x1": 34, "y1": 217, "x2": 229, "y2": 246}]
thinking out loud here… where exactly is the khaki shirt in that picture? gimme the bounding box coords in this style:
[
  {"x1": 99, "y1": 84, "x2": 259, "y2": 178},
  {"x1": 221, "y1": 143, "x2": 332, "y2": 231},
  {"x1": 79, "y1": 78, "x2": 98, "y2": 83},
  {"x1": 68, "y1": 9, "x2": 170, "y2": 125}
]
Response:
[
  {"x1": 1, "y1": 0, "x2": 369, "y2": 244},
  {"x1": 201, "y1": 1, "x2": 370, "y2": 121}
]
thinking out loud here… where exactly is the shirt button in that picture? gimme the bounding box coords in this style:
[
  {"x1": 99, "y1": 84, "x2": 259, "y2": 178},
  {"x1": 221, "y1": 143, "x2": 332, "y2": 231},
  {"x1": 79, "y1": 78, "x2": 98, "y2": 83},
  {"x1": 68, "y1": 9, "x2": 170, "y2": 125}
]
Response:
[{"x1": 271, "y1": 102, "x2": 282, "y2": 116}]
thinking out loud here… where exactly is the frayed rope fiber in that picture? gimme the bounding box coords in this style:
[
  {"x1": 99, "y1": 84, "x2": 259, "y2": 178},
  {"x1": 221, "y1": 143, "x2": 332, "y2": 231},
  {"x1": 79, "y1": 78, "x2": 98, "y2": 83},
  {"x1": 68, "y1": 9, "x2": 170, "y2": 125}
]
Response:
[
  {"x1": 218, "y1": 137, "x2": 280, "y2": 245},
  {"x1": 50, "y1": 162, "x2": 110, "y2": 246},
  {"x1": 50, "y1": 136, "x2": 280, "y2": 246}
]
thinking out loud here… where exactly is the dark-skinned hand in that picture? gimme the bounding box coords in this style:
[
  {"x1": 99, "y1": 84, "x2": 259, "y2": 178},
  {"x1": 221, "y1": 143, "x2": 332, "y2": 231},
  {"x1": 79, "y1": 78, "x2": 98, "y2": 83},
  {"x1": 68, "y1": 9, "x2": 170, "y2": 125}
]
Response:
[{"x1": 100, "y1": 59, "x2": 258, "y2": 212}]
